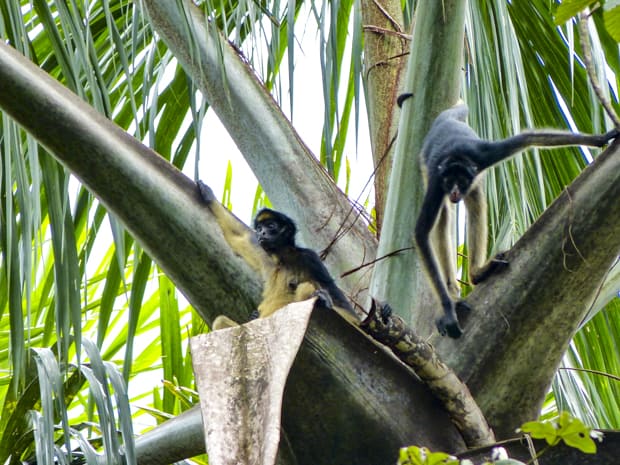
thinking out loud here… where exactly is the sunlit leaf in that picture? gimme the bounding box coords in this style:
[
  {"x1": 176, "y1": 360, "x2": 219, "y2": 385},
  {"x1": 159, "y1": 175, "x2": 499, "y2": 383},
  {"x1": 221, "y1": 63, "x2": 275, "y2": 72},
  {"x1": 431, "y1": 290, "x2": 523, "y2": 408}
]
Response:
[
  {"x1": 603, "y1": 5, "x2": 620, "y2": 41},
  {"x1": 554, "y1": 0, "x2": 595, "y2": 25}
]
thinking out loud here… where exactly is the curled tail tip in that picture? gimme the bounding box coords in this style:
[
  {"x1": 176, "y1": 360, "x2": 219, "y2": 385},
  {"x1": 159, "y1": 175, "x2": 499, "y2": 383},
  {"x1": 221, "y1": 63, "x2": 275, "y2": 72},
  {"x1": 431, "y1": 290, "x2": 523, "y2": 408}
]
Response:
[{"x1": 397, "y1": 92, "x2": 414, "y2": 108}]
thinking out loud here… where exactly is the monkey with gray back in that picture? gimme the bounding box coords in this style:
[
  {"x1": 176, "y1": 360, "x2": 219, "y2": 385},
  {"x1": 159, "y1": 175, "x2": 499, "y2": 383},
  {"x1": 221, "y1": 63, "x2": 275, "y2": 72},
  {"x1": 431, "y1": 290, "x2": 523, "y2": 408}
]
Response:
[{"x1": 410, "y1": 100, "x2": 618, "y2": 338}]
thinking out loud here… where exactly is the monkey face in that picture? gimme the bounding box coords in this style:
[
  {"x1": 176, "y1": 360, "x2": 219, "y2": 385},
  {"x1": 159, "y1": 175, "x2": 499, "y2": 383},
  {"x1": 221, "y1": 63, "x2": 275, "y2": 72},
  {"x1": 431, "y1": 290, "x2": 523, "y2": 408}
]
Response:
[
  {"x1": 441, "y1": 171, "x2": 473, "y2": 203},
  {"x1": 253, "y1": 208, "x2": 297, "y2": 252},
  {"x1": 439, "y1": 159, "x2": 477, "y2": 203},
  {"x1": 256, "y1": 220, "x2": 283, "y2": 249}
]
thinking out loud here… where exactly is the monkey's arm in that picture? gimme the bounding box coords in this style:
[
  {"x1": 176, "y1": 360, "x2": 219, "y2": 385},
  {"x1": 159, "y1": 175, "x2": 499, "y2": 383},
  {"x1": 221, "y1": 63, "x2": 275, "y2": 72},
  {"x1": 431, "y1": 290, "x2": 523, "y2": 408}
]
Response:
[
  {"x1": 414, "y1": 183, "x2": 463, "y2": 338},
  {"x1": 479, "y1": 128, "x2": 619, "y2": 168},
  {"x1": 197, "y1": 181, "x2": 267, "y2": 273},
  {"x1": 294, "y1": 282, "x2": 340, "y2": 314},
  {"x1": 298, "y1": 248, "x2": 354, "y2": 313}
]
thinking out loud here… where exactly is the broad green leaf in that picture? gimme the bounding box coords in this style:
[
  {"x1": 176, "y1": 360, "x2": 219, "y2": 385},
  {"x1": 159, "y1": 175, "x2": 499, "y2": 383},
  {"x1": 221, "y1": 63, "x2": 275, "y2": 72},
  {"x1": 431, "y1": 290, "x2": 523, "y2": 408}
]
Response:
[
  {"x1": 603, "y1": 5, "x2": 620, "y2": 41},
  {"x1": 520, "y1": 420, "x2": 561, "y2": 445},
  {"x1": 554, "y1": 0, "x2": 595, "y2": 25}
]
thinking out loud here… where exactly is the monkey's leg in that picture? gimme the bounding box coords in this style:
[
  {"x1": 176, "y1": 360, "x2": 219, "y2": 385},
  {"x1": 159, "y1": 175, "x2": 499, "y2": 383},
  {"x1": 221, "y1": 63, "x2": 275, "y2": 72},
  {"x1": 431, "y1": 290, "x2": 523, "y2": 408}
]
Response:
[
  {"x1": 464, "y1": 180, "x2": 508, "y2": 284},
  {"x1": 464, "y1": 180, "x2": 488, "y2": 280},
  {"x1": 212, "y1": 315, "x2": 241, "y2": 330},
  {"x1": 431, "y1": 199, "x2": 459, "y2": 298},
  {"x1": 470, "y1": 253, "x2": 509, "y2": 285},
  {"x1": 291, "y1": 281, "x2": 334, "y2": 309},
  {"x1": 294, "y1": 282, "x2": 336, "y2": 310},
  {"x1": 483, "y1": 128, "x2": 619, "y2": 167},
  {"x1": 294, "y1": 281, "x2": 318, "y2": 301}
]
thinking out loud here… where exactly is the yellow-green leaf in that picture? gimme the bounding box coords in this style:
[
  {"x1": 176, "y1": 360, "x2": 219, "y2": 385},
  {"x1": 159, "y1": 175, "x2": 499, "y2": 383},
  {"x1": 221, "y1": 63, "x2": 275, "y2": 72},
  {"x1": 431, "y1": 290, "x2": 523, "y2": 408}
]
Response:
[
  {"x1": 603, "y1": 5, "x2": 620, "y2": 41},
  {"x1": 554, "y1": 0, "x2": 597, "y2": 25}
]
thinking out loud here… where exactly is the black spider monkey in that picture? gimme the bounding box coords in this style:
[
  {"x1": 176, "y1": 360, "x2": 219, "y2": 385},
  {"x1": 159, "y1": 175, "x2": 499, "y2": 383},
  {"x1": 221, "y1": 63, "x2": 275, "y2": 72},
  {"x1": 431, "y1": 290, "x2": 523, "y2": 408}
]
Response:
[
  {"x1": 197, "y1": 181, "x2": 354, "y2": 329},
  {"x1": 400, "y1": 96, "x2": 619, "y2": 338}
]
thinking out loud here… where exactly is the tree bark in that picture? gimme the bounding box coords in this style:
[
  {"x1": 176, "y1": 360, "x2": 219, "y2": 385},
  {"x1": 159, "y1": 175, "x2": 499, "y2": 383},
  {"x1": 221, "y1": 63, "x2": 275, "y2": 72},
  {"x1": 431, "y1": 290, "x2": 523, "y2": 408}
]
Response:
[
  {"x1": 359, "y1": 0, "x2": 408, "y2": 230},
  {"x1": 2, "y1": 1, "x2": 619, "y2": 461},
  {"x1": 190, "y1": 301, "x2": 314, "y2": 465},
  {"x1": 0, "y1": 40, "x2": 262, "y2": 324}
]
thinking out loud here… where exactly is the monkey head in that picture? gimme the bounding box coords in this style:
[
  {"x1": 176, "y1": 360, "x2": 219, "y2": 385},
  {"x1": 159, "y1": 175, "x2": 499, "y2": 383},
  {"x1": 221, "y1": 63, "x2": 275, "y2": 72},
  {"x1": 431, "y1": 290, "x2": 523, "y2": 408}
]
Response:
[
  {"x1": 253, "y1": 208, "x2": 297, "y2": 252},
  {"x1": 438, "y1": 157, "x2": 478, "y2": 203}
]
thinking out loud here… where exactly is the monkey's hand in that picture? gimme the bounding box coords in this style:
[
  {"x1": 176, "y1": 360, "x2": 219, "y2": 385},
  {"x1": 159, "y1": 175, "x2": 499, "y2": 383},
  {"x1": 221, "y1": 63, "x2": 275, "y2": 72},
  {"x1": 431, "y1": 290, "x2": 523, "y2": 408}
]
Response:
[
  {"x1": 248, "y1": 309, "x2": 260, "y2": 321},
  {"x1": 197, "y1": 180, "x2": 216, "y2": 204},
  {"x1": 471, "y1": 252, "x2": 509, "y2": 285},
  {"x1": 436, "y1": 314, "x2": 462, "y2": 339},
  {"x1": 436, "y1": 301, "x2": 470, "y2": 338},
  {"x1": 312, "y1": 288, "x2": 334, "y2": 310}
]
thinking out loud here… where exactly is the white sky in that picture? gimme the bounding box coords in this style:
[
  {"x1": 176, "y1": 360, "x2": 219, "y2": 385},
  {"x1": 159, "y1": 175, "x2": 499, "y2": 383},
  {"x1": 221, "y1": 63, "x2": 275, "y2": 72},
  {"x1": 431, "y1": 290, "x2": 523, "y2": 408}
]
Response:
[{"x1": 192, "y1": 10, "x2": 375, "y2": 224}]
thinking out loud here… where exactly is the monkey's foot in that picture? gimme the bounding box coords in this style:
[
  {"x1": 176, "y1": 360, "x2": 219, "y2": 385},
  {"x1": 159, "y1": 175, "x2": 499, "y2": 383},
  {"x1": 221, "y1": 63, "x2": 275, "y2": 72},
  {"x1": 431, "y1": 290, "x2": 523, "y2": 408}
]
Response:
[
  {"x1": 471, "y1": 252, "x2": 509, "y2": 285},
  {"x1": 312, "y1": 289, "x2": 334, "y2": 310},
  {"x1": 197, "y1": 180, "x2": 216, "y2": 203},
  {"x1": 437, "y1": 301, "x2": 470, "y2": 338},
  {"x1": 248, "y1": 309, "x2": 260, "y2": 321},
  {"x1": 436, "y1": 314, "x2": 463, "y2": 339}
]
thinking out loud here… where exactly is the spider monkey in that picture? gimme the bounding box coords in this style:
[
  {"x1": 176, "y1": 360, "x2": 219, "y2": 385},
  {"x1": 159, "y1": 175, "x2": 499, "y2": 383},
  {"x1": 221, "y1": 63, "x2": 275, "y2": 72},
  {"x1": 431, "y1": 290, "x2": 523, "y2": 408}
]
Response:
[
  {"x1": 197, "y1": 181, "x2": 354, "y2": 329},
  {"x1": 401, "y1": 97, "x2": 619, "y2": 338}
]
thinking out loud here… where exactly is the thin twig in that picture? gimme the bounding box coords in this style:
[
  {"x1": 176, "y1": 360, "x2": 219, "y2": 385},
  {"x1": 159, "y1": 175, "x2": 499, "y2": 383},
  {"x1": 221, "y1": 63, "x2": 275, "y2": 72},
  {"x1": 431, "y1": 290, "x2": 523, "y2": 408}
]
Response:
[
  {"x1": 578, "y1": 14, "x2": 620, "y2": 127},
  {"x1": 371, "y1": 0, "x2": 402, "y2": 33},
  {"x1": 559, "y1": 366, "x2": 620, "y2": 383},
  {"x1": 340, "y1": 246, "x2": 413, "y2": 278}
]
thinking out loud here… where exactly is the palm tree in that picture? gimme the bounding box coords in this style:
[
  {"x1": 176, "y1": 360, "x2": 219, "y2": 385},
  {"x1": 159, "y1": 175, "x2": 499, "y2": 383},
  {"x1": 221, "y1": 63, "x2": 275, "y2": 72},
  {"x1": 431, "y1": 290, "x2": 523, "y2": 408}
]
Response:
[{"x1": 0, "y1": 0, "x2": 618, "y2": 464}]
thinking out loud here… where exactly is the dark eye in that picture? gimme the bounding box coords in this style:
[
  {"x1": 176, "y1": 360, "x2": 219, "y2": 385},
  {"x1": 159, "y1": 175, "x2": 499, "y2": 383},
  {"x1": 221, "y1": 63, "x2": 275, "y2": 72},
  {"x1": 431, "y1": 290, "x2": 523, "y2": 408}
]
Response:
[
  {"x1": 257, "y1": 220, "x2": 278, "y2": 233},
  {"x1": 458, "y1": 176, "x2": 472, "y2": 191},
  {"x1": 442, "y1": 177, "x2": 454, "y2": 192}
]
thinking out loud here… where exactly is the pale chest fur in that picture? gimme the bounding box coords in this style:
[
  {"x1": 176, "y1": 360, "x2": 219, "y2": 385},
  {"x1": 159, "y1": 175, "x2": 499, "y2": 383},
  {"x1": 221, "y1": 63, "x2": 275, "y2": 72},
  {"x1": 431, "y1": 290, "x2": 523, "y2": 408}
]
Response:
[{"x1": 257, "y1": 257, "x2": 316, "y2": 317}]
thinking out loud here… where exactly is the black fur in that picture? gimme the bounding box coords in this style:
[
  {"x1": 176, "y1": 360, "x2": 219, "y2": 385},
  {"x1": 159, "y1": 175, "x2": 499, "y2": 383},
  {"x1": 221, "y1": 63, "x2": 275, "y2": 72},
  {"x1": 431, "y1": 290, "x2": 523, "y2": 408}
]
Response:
[{"x1": 254, "y1": 209, "x2": 354, "y2": 313}]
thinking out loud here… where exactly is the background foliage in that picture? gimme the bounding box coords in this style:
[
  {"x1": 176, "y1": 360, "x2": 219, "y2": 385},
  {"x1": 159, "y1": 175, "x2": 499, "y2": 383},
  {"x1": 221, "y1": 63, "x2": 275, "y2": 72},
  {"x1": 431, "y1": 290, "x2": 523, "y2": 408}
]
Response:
[{"x1": 0, "y1": 0, "x2": 619, "y2": 462}]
